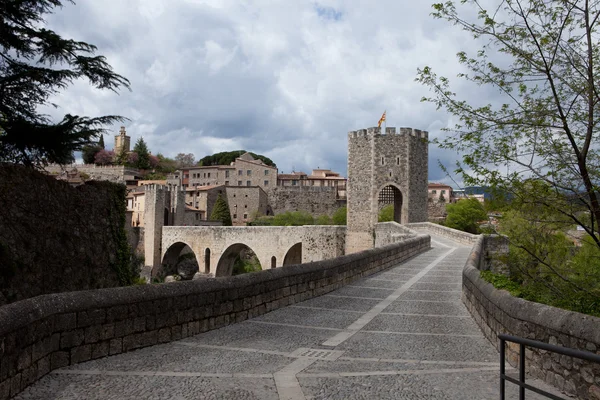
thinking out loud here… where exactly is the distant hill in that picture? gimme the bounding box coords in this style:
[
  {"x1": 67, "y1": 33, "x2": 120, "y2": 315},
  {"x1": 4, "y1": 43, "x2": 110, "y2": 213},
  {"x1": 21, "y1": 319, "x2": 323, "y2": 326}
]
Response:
[{"x1": 197, "y1": 151, "x2": 276, "y2": 168}]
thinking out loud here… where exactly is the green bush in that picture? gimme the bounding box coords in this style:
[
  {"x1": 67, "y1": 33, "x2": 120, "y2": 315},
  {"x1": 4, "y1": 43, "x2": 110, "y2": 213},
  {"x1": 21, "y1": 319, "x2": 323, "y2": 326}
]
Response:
[
  {"x1": 444, "y1": 198, "x2": 487, "y2": 233},
  {"x1": 210, "y1": 194, "x2": 232, "y2": 226},
  {"x1": 378, "y1": 204, "x2": 394, "y2": 222},
  {"x1": 332, "y1": 206, "x2": 347, "y2": 225}
]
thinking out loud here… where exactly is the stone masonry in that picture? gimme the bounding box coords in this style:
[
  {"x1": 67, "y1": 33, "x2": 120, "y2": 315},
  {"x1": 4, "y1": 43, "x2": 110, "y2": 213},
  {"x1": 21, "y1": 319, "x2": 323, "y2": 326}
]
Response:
[
  {"x1": 0, "y1": 235, "x2": 430, "y2": 399},
  {"x1": 463, "y1": 235, "x2": 600, "y2": 399},
  {"x1": 143, "y1": 185, "x2": 186, "y2": 276},
  {"x1": 346, "y1": 127, "x2": 428, "y2": 254}
]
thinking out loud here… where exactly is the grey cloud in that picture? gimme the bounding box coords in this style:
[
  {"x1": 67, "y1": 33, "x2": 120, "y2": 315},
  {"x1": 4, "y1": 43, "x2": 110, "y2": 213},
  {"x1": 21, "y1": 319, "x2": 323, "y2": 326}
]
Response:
[{"x1": 41, "y1": 0, "x2": 504, "y2": 185}]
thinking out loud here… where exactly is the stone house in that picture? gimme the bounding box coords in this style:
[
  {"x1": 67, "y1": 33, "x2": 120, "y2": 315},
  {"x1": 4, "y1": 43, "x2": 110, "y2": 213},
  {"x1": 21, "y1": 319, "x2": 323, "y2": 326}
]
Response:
[
  {"x1": 127, "y1": 190, "x2": 146, "y2": 227},
  {"x1": 277, "y1": 169, "x2": 347, "y2": 200},
  {"x1": 166, "y1": 152, "x2": 277, "y2": 190},
  {"x1": 225, "y1": 186, "x2": 269, "y2": 225},
  {"x1": 428, "y1": 183, "x2": 454, "y2": 203}
]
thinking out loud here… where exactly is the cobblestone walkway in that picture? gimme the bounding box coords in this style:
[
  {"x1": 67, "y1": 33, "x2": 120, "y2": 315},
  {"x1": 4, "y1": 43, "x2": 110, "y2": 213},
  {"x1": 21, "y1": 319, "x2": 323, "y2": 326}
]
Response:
[{"x1": 15, "y1": 235, "x2": 564, "y2": 399}]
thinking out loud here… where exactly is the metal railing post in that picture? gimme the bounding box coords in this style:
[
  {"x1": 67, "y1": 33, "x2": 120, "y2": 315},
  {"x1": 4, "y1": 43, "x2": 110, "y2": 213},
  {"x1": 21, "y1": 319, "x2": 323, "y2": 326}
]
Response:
[
  {"x1": 519, "y1": 343, "x2": 525, "y2": 400},
  {"x1": 500, "y1": 338, "x2": 505, "y2": 400},
  {"x1": 498, "y1": 333, "x2": 600, "y2": 400}
]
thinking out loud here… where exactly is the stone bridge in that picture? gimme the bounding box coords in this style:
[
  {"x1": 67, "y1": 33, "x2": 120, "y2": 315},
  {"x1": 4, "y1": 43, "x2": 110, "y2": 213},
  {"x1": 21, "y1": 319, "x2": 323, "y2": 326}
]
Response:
[{"x1": 160, "y1": 225, "x2": 346, "y2": 277}]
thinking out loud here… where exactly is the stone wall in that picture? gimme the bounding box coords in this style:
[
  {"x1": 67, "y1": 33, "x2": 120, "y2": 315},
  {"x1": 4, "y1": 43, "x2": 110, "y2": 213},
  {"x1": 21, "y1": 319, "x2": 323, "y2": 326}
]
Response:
[
  {"x1": 427, "y1": 201, "x2": 447, "y2": 221},
  {"x1": 0, "y1": 235, "x2": 431, "y2": 399},
  {"x1": 0, "y1": 165, "x2": 133, "y2": 306},
  {"x1": 463, "y1": 235, "x2": 600, "y2": 399},
  {"x1": 226, "y1": 186, "x2": 268, "y2": 225},
  {"x1": 374, "y1": 222, "x2": 417, "y2": 247},
  {"x1": 406, "y1": 222, "x2": 480, "y2": 245},
  {"x1": 45, "y1": 164, "x2": 139, "y2": 183},
  {"x1": 266, "y1": 186, "x2": 344, "y2": 217}
]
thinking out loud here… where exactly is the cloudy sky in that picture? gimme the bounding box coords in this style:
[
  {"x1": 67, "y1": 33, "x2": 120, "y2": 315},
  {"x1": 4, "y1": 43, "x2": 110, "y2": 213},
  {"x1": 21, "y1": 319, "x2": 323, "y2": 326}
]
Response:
[{"x1": 44, "y1": 0, "x2": 483, "y2": 185}]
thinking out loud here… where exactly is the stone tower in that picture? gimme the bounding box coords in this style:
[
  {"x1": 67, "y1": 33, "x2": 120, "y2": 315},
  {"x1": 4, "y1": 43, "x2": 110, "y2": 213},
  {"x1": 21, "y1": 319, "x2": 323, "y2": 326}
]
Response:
[
  {"x1": 346, "y1": 127, "x2": 428, "y2": 254},
  {"x1": 114, "y1": 126, "x2": 131, "y2": 154},
  {"x1": 143, "y1": 185, "x2": 186, "y2": 277}
]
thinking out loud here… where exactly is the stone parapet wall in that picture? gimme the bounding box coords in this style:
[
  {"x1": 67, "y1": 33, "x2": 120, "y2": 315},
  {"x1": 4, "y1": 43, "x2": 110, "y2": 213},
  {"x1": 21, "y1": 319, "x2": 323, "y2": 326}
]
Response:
[
  {"x1": 463, "y1": 235, "x2": 600, "y2": 399},
  {"x1": 0, "y1": 165, "x2": 132, "y2": 306},
  {"x1": 406, "y1": 222, "x2": 479, "y2": 245},
  {"x1": 374, "y1": 222, "x2": 417, "y2": 247},
  {"x1": 45, "y1": 164, "x2": 140, "y2": 183},
  {"x1": 0, "y1": 235, "x2": 430, "y2": 399}
]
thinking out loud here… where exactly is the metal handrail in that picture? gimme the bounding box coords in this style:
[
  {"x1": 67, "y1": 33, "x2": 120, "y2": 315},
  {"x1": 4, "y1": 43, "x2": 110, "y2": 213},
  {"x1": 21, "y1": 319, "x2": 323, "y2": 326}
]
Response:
[{"x1": 499, "y1": 333, "x2": 600, "y2": 400}]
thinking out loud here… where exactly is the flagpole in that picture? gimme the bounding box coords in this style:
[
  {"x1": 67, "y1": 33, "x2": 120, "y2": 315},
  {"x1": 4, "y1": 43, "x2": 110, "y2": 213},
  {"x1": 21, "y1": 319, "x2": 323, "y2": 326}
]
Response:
[{"x1": 384, "y1": 110, "x2": 387, "y2": 134}]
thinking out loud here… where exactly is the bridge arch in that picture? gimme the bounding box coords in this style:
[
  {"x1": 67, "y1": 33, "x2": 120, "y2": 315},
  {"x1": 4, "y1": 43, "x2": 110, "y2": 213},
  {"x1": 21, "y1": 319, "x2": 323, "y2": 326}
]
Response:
[
  {"x1": 283, "y1": 242, "x2": 302, "y2": 266},
  {"x1": 215, "y1": 243, "x2": 262, "y2": 277},
  {"x1": 159, "y1": 241, "x2": 199, "y2": 279}
]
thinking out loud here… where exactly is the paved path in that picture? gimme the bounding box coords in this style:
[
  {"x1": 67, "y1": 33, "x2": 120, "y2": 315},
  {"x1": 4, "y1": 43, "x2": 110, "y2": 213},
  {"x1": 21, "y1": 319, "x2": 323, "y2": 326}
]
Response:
[{"x1": 15, "y1": 235, "x2": 564, "y2": 399}]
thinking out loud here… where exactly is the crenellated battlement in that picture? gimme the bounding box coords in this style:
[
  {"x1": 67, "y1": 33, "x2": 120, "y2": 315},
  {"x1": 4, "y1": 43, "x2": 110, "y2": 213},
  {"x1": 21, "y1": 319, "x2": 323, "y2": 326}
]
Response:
[
  {"x1": 143, "y1": 184, "x2": 185, "y2": 193},
  {"x1": 348, "y1": 127, "x2": 428, "y2": 139}
]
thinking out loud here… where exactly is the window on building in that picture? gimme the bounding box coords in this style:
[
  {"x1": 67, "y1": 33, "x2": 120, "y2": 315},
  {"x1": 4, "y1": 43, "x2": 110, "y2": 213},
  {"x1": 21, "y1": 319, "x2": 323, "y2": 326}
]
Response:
[
  {"x1": 233, "y1": 194, "x2": 236, "y2": 197},
  {"x1": 203, "y1": 173, "x2": 206, "y2": 178},
  {"x1": 238, "y1": 170, "x2": 243, "y2": 176},
  {"x1": 264, "y1": 170, "x2": 269, "y2": 175},
  {"x1": 247, "y1": 170, "x2": 251, "y2": 176},
  {"x1": 245, "y1": 194, "x2": 248, "y2": 197},
  {"x1": 226, "y1": 170, "x2": 230, "y2": 178},
  {"x1": 244, "y1": 204, "x2": 247, "y2": 208},
  {"x1": 381, "y1": 156, "x2": 385, "y2": 165},
  {"x1": 243, "y1": 213, "x2": 248, "y2": 219},
  {"x1": 264, "y1": 180, "x2": 269, "y2": 186},
  {"x1": 431, "y1": 190, "x2": 437, "y2": 194},
  {"x1": 246, "y1": 181, "x2": 251, "y2": 186},
  {"x1": 238, "y1": 181, "x2": 242, "y2": 186},
  {"x1": 292, "y1": 180, "x2": 298, "y2": 186},
  {"x1": 397, "y1": 157, "x2": 400, "y2": 165},
  {"x1": 225, "y1": 180, "x2": 229, "y2": 185},
  {"x1": 208, "y1": 173, "x2": 211, "y2": 178},
  {"x1": 233, "y1": 214, "x2": 237, "y2": 219},
  {"x1": 195, "y1": 214, "x2": 199, "y2": 220}
]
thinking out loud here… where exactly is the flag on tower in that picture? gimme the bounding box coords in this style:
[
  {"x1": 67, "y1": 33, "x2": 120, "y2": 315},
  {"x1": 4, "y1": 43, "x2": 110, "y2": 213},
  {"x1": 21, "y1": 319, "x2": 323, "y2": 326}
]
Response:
[{"x1": 378, "y1": 110, "x2": 386, "y2": 128}]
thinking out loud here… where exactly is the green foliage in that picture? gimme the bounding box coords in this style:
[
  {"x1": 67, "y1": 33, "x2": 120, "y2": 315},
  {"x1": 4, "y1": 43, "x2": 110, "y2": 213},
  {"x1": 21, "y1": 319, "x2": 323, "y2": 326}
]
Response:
[
  {"x1": 0, "y1": 0, "x2": 130, "y2": 167},
  {"x1": 155, "y1": 153, "x2": 177, "y2": 174},
  {"x1": 232, "y1": 254, "x2": 262, "y2": 275},
  {"x1": 444, "y1": 198, "x2": 487, "y2": 233},
  {"x1": 480, "y1": 271, "x2": 523, "y2": 297},
  {"x1": 494, "y1": 208, "x2": 600, "y2": 317},
  {"x1": 133, "y1": 137, "x2": 150, "y2": 169},
  {"x1": 197, "y1": 150, "x2": 276, "y2": 167},
  {"x1": 332, "y1": 206, "x2": 347, "y2": 225},
  {"x1": 98, "y1": 134, "x2": 105, "y2": 149},
  {"x1": 81, "y1": 144, "x2": 101, "y2": 164},
  {"x1": 418, "y1": 0, "x2": 600, "y2": 255},
  {"x1": 252, "y1": 211, "x2": 315, "y2": 226},
  {"x1": 108, "y1": 183, "x2": 138, "y2": 285},
  {"x1": 316, "y1": 215, "x2": 332, "y2": 225},
  {"x1": 210, "y1": 194, "x2": 232, "y2": 226},
  {"x1": 144, "y1": 172, "x2": 167, "y2": 180},
  {"x1": 378, "y1": 204, "x2": 394, "y2": 222}
]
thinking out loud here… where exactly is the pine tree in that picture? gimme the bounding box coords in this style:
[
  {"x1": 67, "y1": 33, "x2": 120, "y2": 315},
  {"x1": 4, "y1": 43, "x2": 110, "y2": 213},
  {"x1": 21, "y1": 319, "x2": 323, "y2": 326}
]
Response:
[
  {"x1": 210, "y1": 194, "x2": 232, "y2": 226},
  {"x1": 98, "y1": 135, "x2": 105, "y2": 149},
  {"x1": 133, "y1": 137, "x2": 150, "y2": 169},
  {"x1": 0, "y1": 0, "x2": 130, "y2": 167}
]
